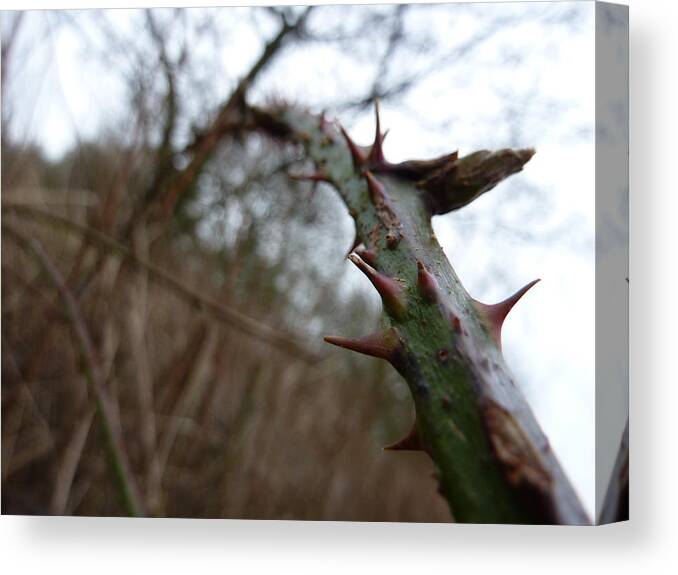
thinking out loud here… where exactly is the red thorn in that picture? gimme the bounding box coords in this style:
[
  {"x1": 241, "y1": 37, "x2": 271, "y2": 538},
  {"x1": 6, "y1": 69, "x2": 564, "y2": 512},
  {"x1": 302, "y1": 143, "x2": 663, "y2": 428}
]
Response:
[
  {"x1": 367, "y1": 98, "x2": 387, "y2": 166},
  {"x1": 354, "y1": 244, "x2": 377, "y2": 266},
  {"x1": 374, "y1": 98, "x2": 382, "y2": 136},
  {"x1": 473, "y1": 279, "x2": 540, "y2": 349},
  {"x1": 364, "y1": 170, "x2": 388, "y2": 207},
  {"x1": 339, "y1": 124, "x2": 367, "y2": 170},
  {"x1": 416, "y1": 260, "x2": 439, "y2": 303},
  {"x1": 289, "y1": 170, "x2": 330, "y2": 183},
  {"x1": 323, "y1": 330, "x2": 398, "y2": 362},
  {"x1": 384, "y1": 423, "x2": 423, "y2": 452},
  {"x1": 348, "y1": 252, "x2": 407, "y2": 320}
]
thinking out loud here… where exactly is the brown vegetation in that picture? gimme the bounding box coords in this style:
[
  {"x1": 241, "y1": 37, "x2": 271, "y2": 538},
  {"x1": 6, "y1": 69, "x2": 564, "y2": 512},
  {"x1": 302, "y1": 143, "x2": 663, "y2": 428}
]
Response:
[{"x1": 1, "y1": 111, "x2": 449, "y2": 522}]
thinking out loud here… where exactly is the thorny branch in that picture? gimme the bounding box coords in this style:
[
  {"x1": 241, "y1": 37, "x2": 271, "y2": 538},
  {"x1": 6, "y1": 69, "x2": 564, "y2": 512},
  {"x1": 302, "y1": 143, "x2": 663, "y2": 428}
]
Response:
[{"x1": 248, "y1": 102, "x2": 591, "y2": 524}]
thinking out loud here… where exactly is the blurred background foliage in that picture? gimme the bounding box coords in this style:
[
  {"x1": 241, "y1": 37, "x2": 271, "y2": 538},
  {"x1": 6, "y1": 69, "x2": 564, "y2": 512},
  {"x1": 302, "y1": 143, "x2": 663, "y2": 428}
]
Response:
[{"x1": 1, "y1": 3, "x2": 591, "y2": 519}]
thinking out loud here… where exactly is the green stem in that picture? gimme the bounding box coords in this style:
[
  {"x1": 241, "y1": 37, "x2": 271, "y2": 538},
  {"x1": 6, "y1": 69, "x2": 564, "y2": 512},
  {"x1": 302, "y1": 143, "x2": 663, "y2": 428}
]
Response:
[{"x1": 255, "y1": 104, "x2": 590, "y2": 525}]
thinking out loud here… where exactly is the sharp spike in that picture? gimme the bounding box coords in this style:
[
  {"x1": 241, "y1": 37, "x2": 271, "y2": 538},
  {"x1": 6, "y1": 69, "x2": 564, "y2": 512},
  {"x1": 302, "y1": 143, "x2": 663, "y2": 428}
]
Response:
[
  {"x1": 374, "y1": 97, "x2": 381, "y2": 135},
  {"x1": 368, "y1": 98, "x2": 387, "y2": 166},
  {"x1": 348, "y1": 252, "x2": 407, "y2": 320},
  {"x1": 364, "y1": 170, "x2": 387, "y2": 207},
  {"x1": 473, "y1": 279, "x2": 540, "y2": 348},
  {"x1": 324, "y1": 330, "x2": 398, "y2": 362},
  {"x1": 384, "y1": 422, "x2": 423, "y2": 452},
  {"x1": 416, "y1": 260, "x2": 439, "y2": 303},
  {"x1": 339, "y1": 124, "x2": 367, "y2": 170}
]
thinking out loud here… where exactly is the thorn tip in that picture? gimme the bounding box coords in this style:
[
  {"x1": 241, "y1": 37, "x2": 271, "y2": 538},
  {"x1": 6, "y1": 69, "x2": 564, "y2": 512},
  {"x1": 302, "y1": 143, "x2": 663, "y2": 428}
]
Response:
[
  {"x1": 473, "y1": 279, "x2": 540, "y2": 348},
  {"x1": 384, "y1": 423, "x2": 424, "y2": 452},
  {"x1": 416, "y1": 260, "x2": 439, "y2": 303},
  {"x1": 324, "y1": 332, "x2": 397, "y2": 362},
  {"x1": 368, "y1": 98, "x2": 387, "y2": 166},
  {"x1": 348, "y1": 253, "x2": 407, "y2": 320}
]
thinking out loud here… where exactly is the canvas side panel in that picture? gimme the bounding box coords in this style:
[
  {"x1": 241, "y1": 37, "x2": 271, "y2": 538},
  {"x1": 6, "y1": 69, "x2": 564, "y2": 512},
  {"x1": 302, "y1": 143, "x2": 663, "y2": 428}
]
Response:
[{"x1": 595, "y1": 1, "x2": 629, "y2": 524}]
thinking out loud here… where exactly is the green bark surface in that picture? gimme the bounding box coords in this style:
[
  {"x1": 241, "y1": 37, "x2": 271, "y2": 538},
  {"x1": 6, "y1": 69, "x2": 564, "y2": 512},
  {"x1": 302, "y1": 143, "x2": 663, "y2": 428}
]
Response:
[{"x1": 255, "y1": 105, "x2": 590, "y2": 525}]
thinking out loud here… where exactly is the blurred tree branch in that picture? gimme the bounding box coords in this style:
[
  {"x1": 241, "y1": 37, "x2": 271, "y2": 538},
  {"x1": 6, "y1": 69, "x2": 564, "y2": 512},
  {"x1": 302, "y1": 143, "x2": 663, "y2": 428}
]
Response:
[{"x1": 135, "y1": 6, "x2": 314, "y2": 228}]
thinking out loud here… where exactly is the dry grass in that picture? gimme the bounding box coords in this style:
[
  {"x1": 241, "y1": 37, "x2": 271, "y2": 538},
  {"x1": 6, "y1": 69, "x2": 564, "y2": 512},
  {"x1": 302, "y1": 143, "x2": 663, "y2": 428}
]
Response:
[{"x1": 1, "y1": 192, "x2": 451, "y2": 522}]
